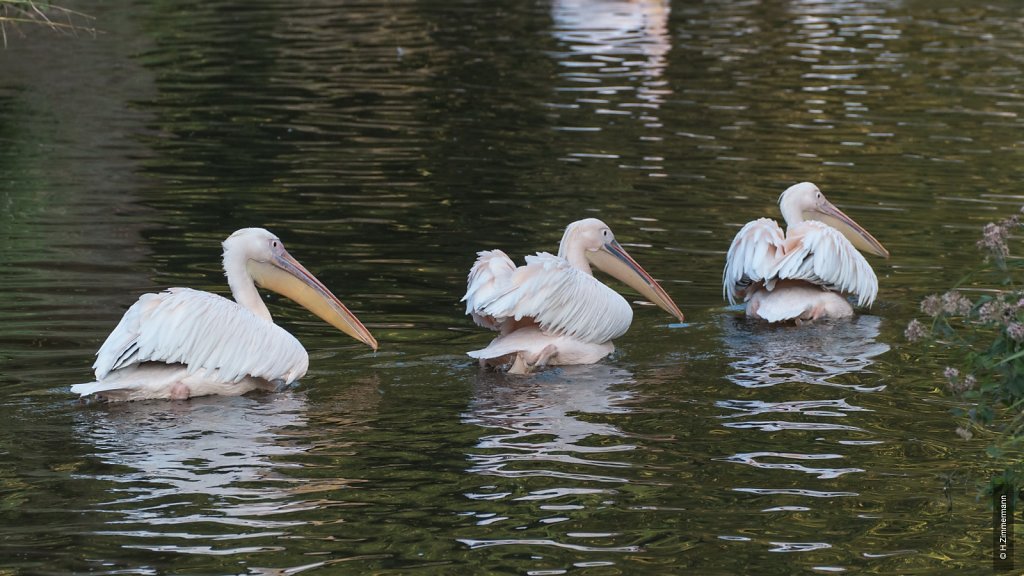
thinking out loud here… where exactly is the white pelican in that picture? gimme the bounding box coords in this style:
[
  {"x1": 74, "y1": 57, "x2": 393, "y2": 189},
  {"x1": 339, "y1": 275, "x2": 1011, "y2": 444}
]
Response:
[
  {"x1": 72, "y1": 228, "x2": 377, "y2": 401},
  {"x1": 462, "y1": 218, "x2": 683, "y2": 374},
  {"x1": 723, "y1": 182, "x2": 890, "y2": 323}
]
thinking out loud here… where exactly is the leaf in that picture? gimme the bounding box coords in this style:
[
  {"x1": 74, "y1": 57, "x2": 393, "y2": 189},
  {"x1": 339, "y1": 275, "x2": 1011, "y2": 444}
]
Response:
[{"x1": 997, "y1": 347, "x2": 1024, "y2": 366}]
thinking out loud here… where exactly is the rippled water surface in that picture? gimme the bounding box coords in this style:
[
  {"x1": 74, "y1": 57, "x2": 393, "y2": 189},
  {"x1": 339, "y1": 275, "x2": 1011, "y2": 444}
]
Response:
[{"x1": 0, "y1": 0, "x2": 1020, "y2": 573}]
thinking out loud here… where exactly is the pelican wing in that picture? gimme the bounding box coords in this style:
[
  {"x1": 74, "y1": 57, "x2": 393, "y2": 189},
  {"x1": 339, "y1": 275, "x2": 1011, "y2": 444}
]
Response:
[
  {"x1": 722, "y1": 218, "x2": 786, "y2": 305},
  {"x1": 771, "y1": 221, "x2": 879, "y2": 307},
  {"x1": 463, "y1": 252, "x2": 633, "y2": 343},
  {"x1": 463, "y1": 249, "x2": 518, "y2": 330},
  {"x1": 93, "y1": 288, "x2": 309, "y2": 384}
]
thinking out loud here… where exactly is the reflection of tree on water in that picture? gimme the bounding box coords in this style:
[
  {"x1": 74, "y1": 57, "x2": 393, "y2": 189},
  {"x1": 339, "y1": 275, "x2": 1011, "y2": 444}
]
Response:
[{"x1": 463, "y1": 364, "x2": 636, "y2": 484}]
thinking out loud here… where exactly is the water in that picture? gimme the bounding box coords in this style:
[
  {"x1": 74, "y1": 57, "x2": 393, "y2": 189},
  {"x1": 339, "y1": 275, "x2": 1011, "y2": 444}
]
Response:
[{"x1": 0, "y1": 0, "x2": 1016, "y2": 572}]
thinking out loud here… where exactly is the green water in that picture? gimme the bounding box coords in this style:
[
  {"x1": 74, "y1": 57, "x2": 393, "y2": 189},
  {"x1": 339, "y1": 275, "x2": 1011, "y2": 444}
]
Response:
[{"x1": 0, "y1": 0, "x2": 1018, "y2": 573}]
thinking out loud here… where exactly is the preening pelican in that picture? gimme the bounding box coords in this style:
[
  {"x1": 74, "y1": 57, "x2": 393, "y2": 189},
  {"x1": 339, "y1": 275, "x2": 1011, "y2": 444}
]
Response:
[
  {"x1": 723, "y1": 182, "x2": 889, "y2": 322},
  {"x1": 72, "y1": 228, "x2": 377, "y2": 401},
  {"x1": 462, "y1": 218, "x2": 683, "y2": 374}
]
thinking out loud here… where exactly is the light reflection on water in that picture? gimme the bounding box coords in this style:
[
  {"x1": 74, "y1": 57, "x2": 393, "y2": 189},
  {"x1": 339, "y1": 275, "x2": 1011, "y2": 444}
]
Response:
[
  {"x1": 464, "y1": 365, "x2": 636, "y2": 485},
  {"x1": 722, "y1": 315, "x2": 890, "y2": 391},
  {"x1": 71, "y1": 393, "x2": 353, "y2": 555},
  {"x1": 714, "y1": 315, "x2": 892, "y2": 562},
  {"x1": 550, "y1": 0, "x2": 671, "y2": 114},
  {"x1": 548, "y1": 0, "x2": 673, "y2": 187},
  {"x1": 717, "y1": 316, "x2": 890, "y2": 470},
  {"x1": 459, "y1": 365, "x2": 640, "y2": 558}
]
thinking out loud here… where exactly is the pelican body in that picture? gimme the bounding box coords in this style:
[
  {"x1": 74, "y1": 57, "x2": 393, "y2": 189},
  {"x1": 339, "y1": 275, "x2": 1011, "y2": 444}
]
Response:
[
  {"x1": 462, "y1": 218, "x2": 683, "y2": 374},
  {"x1": 72, "y1": 228, "x2": 377, "y2": 401},
  {"x1": 723, "y1": 182, "x2": 889, "y2": 322}
]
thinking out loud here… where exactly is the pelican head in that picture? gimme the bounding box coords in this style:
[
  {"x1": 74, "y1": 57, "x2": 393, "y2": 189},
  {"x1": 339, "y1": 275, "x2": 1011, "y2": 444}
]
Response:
[
  {"x1": 558, "y1": 218, "x2": 684, "y2": 321},
  {"x1": 223, "y1": 228, "x2": 378, "y2": 350},
  {"x1": 778, "y1": 182, "x2": 889, "y2": 258}
]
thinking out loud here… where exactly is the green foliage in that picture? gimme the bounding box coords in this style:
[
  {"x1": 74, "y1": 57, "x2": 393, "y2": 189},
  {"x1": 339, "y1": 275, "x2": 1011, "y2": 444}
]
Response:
[{"x1": 907, "y1": 209, "x2": 1024, "y2": 491}]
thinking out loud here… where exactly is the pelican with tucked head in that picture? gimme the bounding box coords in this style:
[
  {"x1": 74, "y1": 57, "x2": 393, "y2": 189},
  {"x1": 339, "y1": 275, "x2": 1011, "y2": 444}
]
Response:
[
  {"x1": 462, "y1": 218, "x2": 683, "y2": 374},
  {"x1": 723, "y1": 182, "x2": 889, "y2": 322},
  {"x1": 72, "y1": 228, "x2": 377, "y2": 401}
]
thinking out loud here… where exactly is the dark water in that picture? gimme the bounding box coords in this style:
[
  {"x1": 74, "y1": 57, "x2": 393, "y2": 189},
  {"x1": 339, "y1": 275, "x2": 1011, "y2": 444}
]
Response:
[{"x1": 0, "y1": 0, "x2": 1018, "y2": 573}]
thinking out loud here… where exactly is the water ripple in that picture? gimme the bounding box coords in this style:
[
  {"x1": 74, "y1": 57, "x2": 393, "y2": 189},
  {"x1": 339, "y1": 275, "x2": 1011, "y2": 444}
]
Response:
[
  {"x1": 458, "y1": 538, "x2": 640, "y2": 553},
  {"x1": 464, "y1": 366, "x2": 637, "y2": 484},
  {"x1": 722, "y1": 420, "x2": 865, "y2": 433},
  {"x1": 459, "y1": 365, "x2": 641, "y2": 563},
  {"x1": 69, "y1": 393, "x2": 348, "y2": 554},
  {"x1": 733, "y1": 488, "x2": 860, "y2": 498},
  {"x1": 769, "y1": 541, "x2": 833, "y2": 553},
  {"x1": 721, "y1": 452, "x2": 863, "y2": 480},
  {"x1": 547, "y1": 0, "x2": 671, "y2": 165},
  {"x1": 721, "y1": 316, "x2": 890, "y2": 392},
  {"x1": 717, "y1": 398, "x2": 870, "y2": 418}
]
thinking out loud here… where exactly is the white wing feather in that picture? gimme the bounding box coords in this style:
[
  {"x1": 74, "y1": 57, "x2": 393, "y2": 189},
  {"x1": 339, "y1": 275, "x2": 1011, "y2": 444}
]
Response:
[
  {"x1": 463, "y1": 249, "x2": 518, "y2": 330},
  {"x1": 770, "y1": 221, "x2": 878, "y2": 308},
  {"x1": 93, "y1": 288, "x2": 309, "y2": 385},
  {"x1": 722, "y1": 218, "x2": 785, "y2": 305},
  {"x1": 462, "y1": 252, "x2": 633, "y2": 343}
]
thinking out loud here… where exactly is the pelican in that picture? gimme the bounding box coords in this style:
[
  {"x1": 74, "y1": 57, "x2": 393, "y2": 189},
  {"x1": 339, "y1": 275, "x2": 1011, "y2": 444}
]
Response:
[
  {"x1": 72, "y1": 228, "x2": 377, "y2": 401},
  {"x1": 723, "y1": 182, "x2": 889, "y2": 322},
  {"x1": 462, "y1": 218, "x2": 683, "y2": 374}
]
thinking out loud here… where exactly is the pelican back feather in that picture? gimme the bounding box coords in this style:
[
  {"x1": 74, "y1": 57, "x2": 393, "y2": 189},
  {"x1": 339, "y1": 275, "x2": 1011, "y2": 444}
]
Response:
[
  {"x1": 462, "y1": 249, "x2": 518, "y2": 330},
  {"x1": 465, "y1": 252, "x2": 632, "y2": 344},
  {"x1": 722, "y1": 218, "x2": 786, "y2": 304},
  {"x1": 93, "y1": 288, "x2": 309, "y2": 384},
  {"x1": 771, "y1": 221, "x2": 879, "y2": 308}
]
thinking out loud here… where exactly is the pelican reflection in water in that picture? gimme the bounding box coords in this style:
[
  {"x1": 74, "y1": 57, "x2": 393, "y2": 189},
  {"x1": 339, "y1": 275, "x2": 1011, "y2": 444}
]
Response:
[
  {"x1": 458, "y1": 364, "x2": 685, "y2": 554},
  {"x1": 464, "y1": 364, "x2": 638, "y2": 484},
  {"x1": 71, "y1": 377, "x2": 383, "y2": 555},
  {"x1": 720, "y1": 315, "x2": 890, "y2": 392},
  {"x1": 717, "y1": 316, "x2": 890, "y2": 484},
  {"x1": 71, "y1": 394, "x2": 320, "y2": 554}
]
